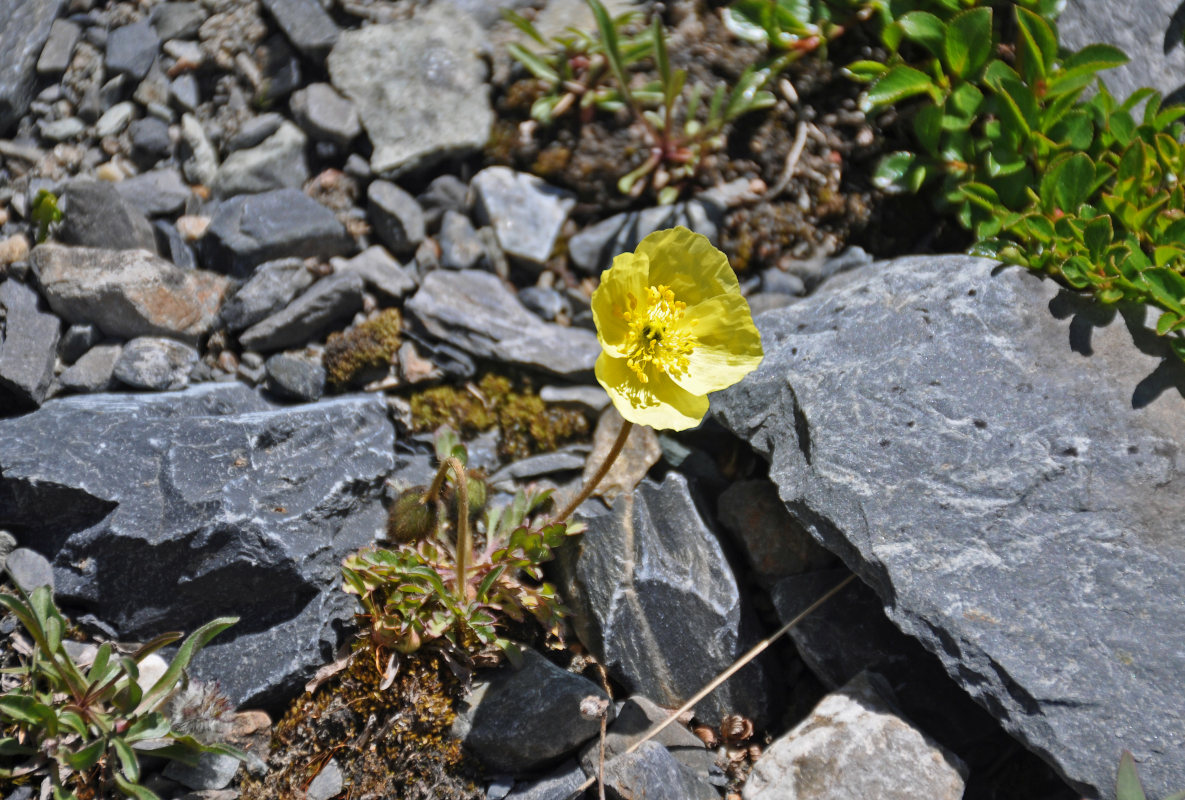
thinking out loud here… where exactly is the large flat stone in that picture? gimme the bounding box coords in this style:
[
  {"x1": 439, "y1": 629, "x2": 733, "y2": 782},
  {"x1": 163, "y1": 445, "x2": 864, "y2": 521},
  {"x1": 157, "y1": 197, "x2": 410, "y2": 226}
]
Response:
[
  {"x1": 0, "y1": 279, "x2": 60, "y2": 412},
  {"x1": 712, "y1": 255, "x2": 1185, "y2": 798},
  {"x1": 0, "y1": 0, "x2": 66, "y2": 135}
]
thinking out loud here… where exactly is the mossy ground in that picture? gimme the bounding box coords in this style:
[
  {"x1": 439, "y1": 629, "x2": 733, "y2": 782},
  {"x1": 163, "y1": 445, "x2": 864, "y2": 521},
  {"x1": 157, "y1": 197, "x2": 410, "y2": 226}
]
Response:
[
  {"x1": 323, "y1": 308, "x2": 403, "y2": 389},
  {"x1": 237, "y1": 651, "x2": 482, "y2": 800}
]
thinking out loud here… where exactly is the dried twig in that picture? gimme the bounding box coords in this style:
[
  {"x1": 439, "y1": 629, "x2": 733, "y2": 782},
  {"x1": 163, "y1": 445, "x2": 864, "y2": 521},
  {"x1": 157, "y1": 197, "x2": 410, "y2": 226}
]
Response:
[{"x1": 764, "y1": 120, "x2": 810, "y2": 201}]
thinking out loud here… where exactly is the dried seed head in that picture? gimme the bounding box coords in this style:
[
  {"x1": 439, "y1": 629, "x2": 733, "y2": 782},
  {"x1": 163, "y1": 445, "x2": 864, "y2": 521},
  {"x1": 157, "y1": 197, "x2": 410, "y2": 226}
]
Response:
[
  {"x1": 579, "y1": 695, "x2": 609, "y2": 719},
  {"x1": 719, "y1": 714, "x2": 753, "y2": 744},
  {"x1": 387, "y1": 487, "x2": 437, "y2": 543},
  {"x1": 692, "y1": 723, "x2": 718, "y2": 748}
]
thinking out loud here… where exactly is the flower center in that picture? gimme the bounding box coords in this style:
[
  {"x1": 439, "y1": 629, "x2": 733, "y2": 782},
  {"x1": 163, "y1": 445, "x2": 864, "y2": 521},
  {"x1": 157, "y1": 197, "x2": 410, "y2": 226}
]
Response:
[{"x1": 619, "y1": 285, "x2": 696, "y2": 383}]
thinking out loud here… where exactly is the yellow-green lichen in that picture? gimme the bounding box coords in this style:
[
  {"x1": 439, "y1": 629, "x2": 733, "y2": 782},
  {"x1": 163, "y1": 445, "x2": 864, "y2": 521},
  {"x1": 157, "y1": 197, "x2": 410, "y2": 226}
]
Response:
[
  {"x1": 323, "y1": 308, "x2": 402, "y2": 388},
  {"x1": 409, "y1": 373, "x2": 590, "y2": 461}
]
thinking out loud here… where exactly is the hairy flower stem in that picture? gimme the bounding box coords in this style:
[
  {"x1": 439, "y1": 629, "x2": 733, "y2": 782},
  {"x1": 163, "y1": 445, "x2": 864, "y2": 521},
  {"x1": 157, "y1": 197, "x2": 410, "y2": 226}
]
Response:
[
  {"x1": 553, "y1": 420, "x2": 634, "y2": 524},
  {"x1": 424, "y1": 456, "x2": 471, "y2": 602}
]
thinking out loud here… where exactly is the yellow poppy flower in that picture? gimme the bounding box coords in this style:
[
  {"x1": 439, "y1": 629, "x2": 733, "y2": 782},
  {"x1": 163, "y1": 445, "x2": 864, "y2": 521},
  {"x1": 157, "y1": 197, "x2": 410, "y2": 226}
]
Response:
[{"x1": 591, "y1": 226, "x2": 764, "y2": 431}]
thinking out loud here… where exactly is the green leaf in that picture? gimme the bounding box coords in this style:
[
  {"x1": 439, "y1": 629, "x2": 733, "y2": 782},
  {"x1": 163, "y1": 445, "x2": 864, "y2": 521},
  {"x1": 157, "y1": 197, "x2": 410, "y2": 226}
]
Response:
[
  {"x1": 63, "y1": 738, "x2": 106, "y2": 772},
  {"x1": 506, "y1": 44, "x2": 560, "y2": 84},
  {"x1": 913, "y1": 104, "x2": 943, "y2": 153},
  {"x1": 843, "y1": 60, "x2": 889, "y2": 83},
  {"x1": 113, "y1": 772, "x2": 162, "y2": 800},
  {"x1": 1049, "y1": 109, "x2": 1094, "y2": 150},
  {"x1": 1142, "y1": 268, "x2": 1185, "y2": 315},
  {"x1": 652, "y1": 15, "x2": 670, "y2": 97},
  {"x1": 1083, "y1": 215, "x2": 1113, "y2": 259},
  {"x1": 1157, "y1": 311, "x2": 1181, "y2": 336},
  {"x1": 872, "y1": 151, "x2": 919, "y2": 193},
  {"x1": 897, "y1": 11, "x2": 946, "y2": 56},
  {"x1": 1061, "y1": 256, "x2": 1093, "y2": 288},
  {"x1": 1116, "y1": 751, "x2": 1148, "y2": 800},
  {"x1": 113, "y1": 736, "x2": 141, "y2": 783},
  {"x1": 947, "y1": 82, "x2": 984, "y2": 121},
  {"x1": 137, "y1": 617, "x2": 237, "y2": 714},
  {"x1": 1014, "y1": 6, "x2": 1057, "y2": 84},
  {"x1": 1051, "y1": 153, "x2": 1095, "y2": 213},
  {"x1": 587, "y1": 0, "x2": 632, "y2": 109},
  {"x1": 1110, "y1": 111, "x2": 1136, "y2": 147},
  {"x1": 502, "y1": 9, "x2": 547, "y2": 46},
  {"x1": 862, "y1": 66, "x2": 938, "y2": 111},
  {"x1": 943, "y1": 7, "x2": 992, "y2": 79},
  {"x1": 992, "y1": 76, "x2": 1039, "y2": 142}
]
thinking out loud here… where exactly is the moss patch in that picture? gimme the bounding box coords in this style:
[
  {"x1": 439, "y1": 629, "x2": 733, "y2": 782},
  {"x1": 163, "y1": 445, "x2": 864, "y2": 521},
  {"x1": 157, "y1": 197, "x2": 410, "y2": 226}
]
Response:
[{"x1": 323, "y1": 308, "x2": 402, "y2": 388}]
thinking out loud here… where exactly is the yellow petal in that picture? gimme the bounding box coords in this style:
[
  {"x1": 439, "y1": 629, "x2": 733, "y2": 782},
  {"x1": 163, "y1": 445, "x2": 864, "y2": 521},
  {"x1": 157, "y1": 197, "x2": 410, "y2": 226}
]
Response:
[
  {"x1": 595, "y1": 352, "x2": 709, "y2": 431},
  {"x1": 635, "y1": 226, "x2": 740, "y2": 307},
  {"x1": 591, "y1": 250, "x2": 649, "y2": 358},
  {"x1": 674, "y1": 293, "x2": 764, "y2": 395}
]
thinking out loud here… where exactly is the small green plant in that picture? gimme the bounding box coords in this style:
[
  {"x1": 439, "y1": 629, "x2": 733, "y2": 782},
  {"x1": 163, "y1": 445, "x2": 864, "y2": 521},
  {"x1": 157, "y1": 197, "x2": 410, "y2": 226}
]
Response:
[
  {"x1": 0, "y1": 580, "x2": 242, "y2": 800},
  {"x1": 31, "y1": 189, "x2": 62, "y2": 244},
  {"x1": 342, "y1": 427, "x2": 583, "y2": 666},
  {"x1": 834, "y1": 0, "x2": 1185, "y2": 358},
  {"x1": 1116, "y1": 750, "x2": 1185, "y2": 800}
]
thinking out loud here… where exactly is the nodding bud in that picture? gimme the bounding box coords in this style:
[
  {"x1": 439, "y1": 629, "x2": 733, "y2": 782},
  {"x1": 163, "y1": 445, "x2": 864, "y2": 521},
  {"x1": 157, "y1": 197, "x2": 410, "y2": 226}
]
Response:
[
  {"x1": 387, "y1": 487, "x2": 437, "y2": 543},
  {"x1": 464, "y1": 475, "x2": 487, "y2": 517}
]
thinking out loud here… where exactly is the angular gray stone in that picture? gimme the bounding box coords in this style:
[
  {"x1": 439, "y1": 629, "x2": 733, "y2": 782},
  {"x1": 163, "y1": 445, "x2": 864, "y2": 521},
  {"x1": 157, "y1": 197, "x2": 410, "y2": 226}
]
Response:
[
  {"x1": 329, "y1": 246, "x2": 417, "y2": 300},
  {"x1": 453, "y1": 648, "x2": 610, "y2": 773},
  {"x1": 115, "y1": 168, "x2": 192, "y2": 217},
  {"x1": 202, "y1": 189, "x2": 353, "y2": 277},
  {"x1": 58, "y1": 323, "x2": 102, "y2": 364},
  {"x1": 171, "y1": 73, "x2": 200, "y2": 111},
  {"x1": 129, "y1": 116, "x2": 172, "y2": 168},
  {"x1": 265, "y1": 351, "x2": 326, "y2": 402},
  {"x1": 58, "y1": 343, "x2": 122, "y2": 393},
  {"x1": 0, "y1": 382, "x2": 395, "y2": 707},
  {"x1": 58, "y1": 180, "x2": 158, "y2": 253},
  {"x1": 417, "y1": 173, "x2": 469, "y2": 230},
  {"x1": 290, "y1": 82, "x2": 359, "y2": 147},
  {"x1": 712, "y1": 255, "x2": 1185, "y2": 798},
  {"x1": 260, "y1": 0, "x2": 340, "y2": 61},
  {"x1": 95, "y1": 101, "x2": 135, "y2": 138},
  {"x1": 405, "y1": 269, "x2": 599, "y2": 376},
  {"x1": 106, "y1": 20, "x2": 160, "y2": 81},
  {"x1": 304, "y1": 757, "x2": 343, "y2": 800},
  {"x1": 213, "y1": 121, "x2": 309, "y2": 198},
  {"x1": 39, "y1": 116, "x2": 86, "y2": 141},
  {"x1": 238, "y1": 271, "x2": 364, "y2": 352},
  {"x1": 0, "y1": 279, "x2": 60, "y2": 412},
  {"x1": 180, "y1": 112, "x2": 218, "y2": 186},
  {"x1": 1059, "y1": 0, "x2": 1185, "y2": 103},
  {"x1": 0, "y1": 0, "x2": 67, "y2": 136},
  {"x1": 220, "y1": 258, "x2": 316, "y2": 332},
  {"x1": 471, "y1": 167, "x2": 574, "y2": 267},
  {"x1": 37, "y1": 18, "x2": 81, "y2": 77},
  {"x1": 601, "y1": 741, "x2": 719, "y2": 800},
  {"x1": 518, "y1": 286, "x2": 570, "y2": 322},
  {"x1": 150, "y1": 2, "x2": 205, "y2": 41},
  {"x1": 6, "y1": 547, "x2": 54, "y2": 593},
  {"x1": 113, "y1": 336, "x2": 198, "y2": 391},
  {"x1": 366, "y1": 180, "x2": 425, "y2": 255},
  {"x1": 743, "y1": 672, "x2": 966, "y2": 800},
  {"x1": 504, "y1": 761, "x2": 585, "y2": 800},
  {"x1": 326, "y1": 6, "x2": 493, "y2": 175},
  {"x1": 555, "y1": 473, "x2": 776, "y2": 727},
  {"x1": 32, "y1": 244, "x2": 229, "y2": 345},
  {"x1": 567, "y1": 203, "x2": 722, "y2": 276},
  {"x1": 164, "y1": 751, "x2": 242, "y2": 791},
  {"x1": 577, "y1": 696, "x2": 717, "y2": 782},
  {"x1": 227, "y1": 113, "x2": 284, "y2": 153},
  {"x1": 438, "y1": 210, "x2": 486, "y2": 271}
]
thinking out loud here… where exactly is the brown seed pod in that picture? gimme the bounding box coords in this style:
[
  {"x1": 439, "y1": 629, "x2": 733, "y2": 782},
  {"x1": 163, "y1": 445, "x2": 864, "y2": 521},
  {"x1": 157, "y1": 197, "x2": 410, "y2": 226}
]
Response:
[
  {"x1": 719, "y1": 714, "x2": 754, "y2": 744},
  {"x1": 691, "y1": 723, "x2": 718, "y2": 748}
]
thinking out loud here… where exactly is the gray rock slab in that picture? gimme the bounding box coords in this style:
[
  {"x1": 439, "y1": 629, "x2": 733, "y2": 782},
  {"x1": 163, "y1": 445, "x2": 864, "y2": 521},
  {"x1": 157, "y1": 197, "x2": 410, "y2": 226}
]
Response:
[
  {"x1": 1059, "y1": 0, "x2": 1185, "y2": 103},
  {"x1": 212, "y1": 121, "x2": 309, "y2": 198},
  {"x1": 114, "y1": 168, "x2": 192, "y2": 217},
  {"x1": 453, "y1": 648, "x2": 610, "y2": 773},
  {"x1": 106, "y1": 20, "x2": 160, "y2": 81},
  {"x1": 58, "y1": 343, "x2": 122, "y2": 393},
  {"x1": 0, "y1": 279, "x2": 60, "y2": 412},
  {"x1": 265, "y1": 351, "x2": 326, "y2": 402},
  {"x1": 367, "y1": 180, "x2": 424, "y2": 256},
  {"x1": 37, "y1": 18, "x2": 81, "y2": 77},
  {"x1": 712, "y1": 255, "x2": 1185, "y2": 798},
  {"x1": 471, "y1": 167, "x2": 574, "y2": 267},
  {"x1": 39, "y1": 116, "x2": 85, "y2": 142},
  {"x1": 150, "y1": 2, "x2": 205, "y2": 41},
  {"x1": 129, "y1": 117, "x2": 172, "y2": 168},
  {"x1": 0, "y1": 0, "x2": 66, "y2": 136},
  {"x1": 238, "y1": 271, "x2": 364, "y2": 352},
  {"x1": 577, "y1": 696, "x2": 717, "y2": 782},
  {"x1": 601, "y1": 741, "x2": 719, "y2": 800},
  {"x1": 32, "y1": 244, "x2": 229, "y2": 345},
  {"x1": 260, "y1": 0, "x2": 340, "y2": 61},
  {"x1": 504, "y1": 761, "x2": 585, "y2": 800},
  {"x1": 566, "y1": 201, "x2": 721, "y2": 274},
  {"x1": 743, "y1": 672, "x2": 966, "y2": 800},
  {"x1": 219, "y1": 257, "x2": 315, "y2": 332},
  {"x1": 164, "y1": 751, "x2": 242, "y2": 791},
  {"x1": 113, "y1": 336, "x2": 198, "y2": 390},
  {"x1": 58, "y1": 323, "x2": 102, "y2": 364},
  {"x1": 58, "y1": 180, "x2": 157, "y2": 253},
  {"x1": 326, "y1": 6, "x2": 493, "y2": 175},
  {"x1": 405, "y1": 269, "x2": 599, "y2": 376},
  {"x1": 438, "y1": 210, "x2": 486, "y2": 271},
  {"x1": 201, "y1": 189, "x2": 353, "y2": 277},
  {"x1": 290, "y1": 82, "x2": 359, "y2": 147},
  {"x1": 95, "y1": 101, "x2": 135, "y2": 138},
  {"x1": 0, "y1": 382, "x2": 395, "y2": 707},
  {"x1": 329, "y1": 245, "x2": 417, "y2": 300},
  {"x1": 6, "y1": 547, "x2": 54, "y2": 593},
  {"x1": 555, "y1": 473, "x2": 776, "y2": 727}
]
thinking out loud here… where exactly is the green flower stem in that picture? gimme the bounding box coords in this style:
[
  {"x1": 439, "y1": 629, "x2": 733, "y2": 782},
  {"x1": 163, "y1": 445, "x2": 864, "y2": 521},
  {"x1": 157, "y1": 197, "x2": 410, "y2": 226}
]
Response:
[
  {"x1": 553, "y1": 420, "x2": 633, "y2": 524},
  {"x1": 422, "y1": 456, "x2": 471, "y2": 602}
]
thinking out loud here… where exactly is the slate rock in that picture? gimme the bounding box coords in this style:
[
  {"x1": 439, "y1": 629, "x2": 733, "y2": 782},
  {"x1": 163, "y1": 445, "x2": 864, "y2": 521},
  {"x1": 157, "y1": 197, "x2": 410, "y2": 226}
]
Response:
[
  {"x1": 438, "y1": 210, "x2": 486, "y2": 270},
  {"x1": 171, "y1": 73, "x2": 200, "y2": 111},
  {"x1": 577, "y1": 696, "x2": 717, "y2": 782},
  {"x1": 329, "y1": 245, "x2": 417, "y2": 300},
  {"x1": 238, "y1": 271, "x2": 364, "y2": 352},
  {"x1": 112, "y1": 336, "x2": 198, "y2": 390},
  {"x1": 0, "y1": 383, "x2": 395, "y2": 707},
  {"x1": 326, "y1": 6, "x2": 493, "y2": 175},
  {"x1": 504, "y1": 761, "x2": 585, "y2": 800},
  {"x1": 129, "y1": 116, "x2": 172, "y2": 168},
  {"x1": 213, "y1": 121, "x2": 309, "y2": 198},
  {"x1": 471, "y1": 167, "x2": 574, "y2": 267},
  {"x1": 164, "y1": 751, "x2": 242, "y2": 791},
  {"x1": 38, "y1": 117, "x2": 86, "y2": 142},
  {"x1": 518, "y1": 286, "x2": 570, "y2": 322},
  {"x1": 5, "y1": 547, "x2": 54, "y2": 593},
  {"x1": 260, "y1": 0, "x2": 340, "y2": 61},
  {"x1": 290, "y1": 82, "x2": 359, "y2": 147},
  {"x1": 220, "y1": 258, "x2": 315, "y2": 332},
  {"x1": 265, "y1": 351, "x2": 326, "y2": 402},
  {"x1": 567, "y1": 201, "x2": 721, "y2": 274},
  {"x1": 778, "y1": 246, "x2": 873, "y2": 294},
  {"x1": 602, "y1": 741, "x2": 719, "y2": 800},
  {"x1": 180, "y1": 112, "x2": 219, "y2": 186},
  {"x1": 743, "y1": 672, "x2": 966, "y2": 800},
  {"x1": 303, "y1": 757, "x2": 343, "y2": 800},
  {"x1": 106, "y1": 20, "x2": 160, "y2": 81},
  {"x1": 58, "y1": 323, "x2": 102, "y2": 364},
  {"x1": 716, "y1": 480, "x2": 836, "y2": 587},
  {"x1": 1059, "y1": 0, "x2": 1185, "y2": 103},
  {"x1": 150, "y1": 2, "x2": 206, "y2": 41},
  {"x1": 0, "y1": 0, "x2": 67, "y2": 136},
  {"x1": 227, "y1": 113, "x2": 284, "y2": 153},
  {"x1": 202, "y1": 189, "x2": 353, "y2": 277},
  {"x1": 95, "y1": 101, "x2": 135, "y2": 138},
  {"x1": 712, "y1": 255, "x2": 1185, "y2": 797},
  {"x1": 405, "y1": 269, "x2": 599, "y2": 376},
  {"x1": 58, "y1": 343, "x2": 122, "y2": 393},
  {"x1": 32, "y1": 244, "x2": 229, "y2": 344},
  {"x1": 115, "y1": 168, "x2": 192, "y2": 217},
  {"x1": 37, "y1": 18, "x2": 81, "y2": 77},
  {"x1": 555, "y1": 473, "x2": 776, "y2": 726},
  {"x1": 154, "y1": 221, "x2": 198, "y2": 270},
  {"x1": 367, "y1": 180, "x2": 425, "y2": 256},
  {"x1": 453, "y1": 648, "x2": 610, "y2": 773},
  {"x1": 58, "y1": 180, "x2": 157, "y2": 253},
  {"x1": 417, "y1": 173, "x2": 469, "y2": 230},
  {"x1": 0, "y1": 279, "x2": 60, "y2": 412}
]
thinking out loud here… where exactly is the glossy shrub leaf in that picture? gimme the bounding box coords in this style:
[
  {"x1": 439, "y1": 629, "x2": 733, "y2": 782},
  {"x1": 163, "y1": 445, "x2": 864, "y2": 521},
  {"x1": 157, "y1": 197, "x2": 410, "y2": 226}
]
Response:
[
  {"x1": 862, "y1": 66, "x2": 937, "y2": 111},
  {"x1": 1015, "y1": 6, "x2": 1057, "y2": 83},
  {"x1": 1051, "y1": 153, "x2": 1095, "y2": 212},
  {"x1": 872, "y1": 151, "x2": 919, "y2": 192},
  {"x1": 1142, "y1": 269, "x2": 1185, "y2": 315},
  {"x1": 943, "y1": 7, "x2": 992, "y2": 79},
  {"x1": 1049, "y1": 109, "x2": 1093, "y2": 150},
  {"x1": 897, "y1": 11, "x2": 946, "y2": 56},
  {"x1": 843, "y1": 60, "x2": 889, "y2": 83},
  {"x1": 1061, "y1": 256, "x2": 1093, "y2": 288},
  {"x1": 913, "y1": 104, "x2": 943, "y2": 153},
  {"x1": 1083, "y1": 215, "x2": 1113, "y2": 259}
]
